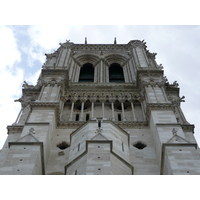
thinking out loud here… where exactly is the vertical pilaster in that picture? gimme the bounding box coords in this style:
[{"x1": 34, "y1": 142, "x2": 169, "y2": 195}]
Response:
[
  {"x1": 132, "y1": 47, "x2": 140, "y2": 68},
  {"x1": 123, "y1": 66, "x2": 128, "y2": 83}
]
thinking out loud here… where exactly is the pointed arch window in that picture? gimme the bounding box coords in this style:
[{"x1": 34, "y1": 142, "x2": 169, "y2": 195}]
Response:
[
  {"x1": 109, "y1": 63, "x2": 125, "y2": 82},
  {"x1": 79, "y1": 63, "x2": 94, "y2": 82}
]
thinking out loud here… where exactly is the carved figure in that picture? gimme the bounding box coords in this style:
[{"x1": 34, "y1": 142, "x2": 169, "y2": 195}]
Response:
[
  {"x1": 171, "y1": 96, "x2": 185, "y2": 104},
  {"x1": 29, "y1": 127, "x2": 35, "y2": 134},
  {"x1": 22, "y1": 81, "x2": 34, "y2": 88},
  {"x1": 172, "y1": 128, "x2": 178, "y2": 135},
  {"x1": 172, "y1": 81, "x2": 179, "y2": 88}
]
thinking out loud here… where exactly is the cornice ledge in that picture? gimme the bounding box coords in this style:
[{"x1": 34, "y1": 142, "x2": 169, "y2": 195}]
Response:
[
  {"x1": 69, "y1": 82, "x2": 135, "y2": 87},
  {"x1": 114, "y1": 121, "x2": 148, "y2": 128},
  {"x1": 181, "y1": 124, "x2": 195, "y2": 133},
  {"x1": 58, "y1": 121, "x2": 85, "y2": 127},
  {"x1": 7, "y1": 125, "x2": 24, "y2": 134},
  {"x1": 30, "y1": 101, "x2": 60, "y2": 108},
  {"x1": 146, "y1": 103, "x2": 175, "y2": 110},
  {"x1": 137, "y1": 67, "x2": 163, "y2": 71}
]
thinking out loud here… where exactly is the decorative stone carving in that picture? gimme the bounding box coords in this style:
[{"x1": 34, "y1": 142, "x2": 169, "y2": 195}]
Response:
[
  {"x1": 59, "y1": 40, "x2": 74, "y2": 48},
  {"x1": 172, "y1": 81, "x2": 179, "y2": 88},
  {"x1": 171, "y1": 96, "x2": 185, "y2": 105},
  {"x1": 22, "y1": 81, "x2": 34, "y2": 89},
  {"x1": 49, "y1": 79, "x2": 57, "y2": 87},
  {"x1": 29, "y1": 127, "x2": 35, "y2": 134},
  {"x1": 172, "y1": 128, "x2": 178, "y2": 135},
  {"x1": 128, "y1": 40, "x2": 147, "y2": 49},
  {"x1": 146, "y1": 51, "x2": 157, "y2": 59}
]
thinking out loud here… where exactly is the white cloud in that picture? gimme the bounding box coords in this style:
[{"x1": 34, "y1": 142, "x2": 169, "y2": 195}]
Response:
[
  {"x1": 0, "y1": 26, "x2": 21, "y2": 70},
  {"x1": 0, "y1": 26, "x2": 23, "y2": 149},
  {"x1": 24, "y1": 25, "x2": 73, "y2": 66},
  {"x1": 25, "y1": 69, "x2": 41, "y2": 86}
]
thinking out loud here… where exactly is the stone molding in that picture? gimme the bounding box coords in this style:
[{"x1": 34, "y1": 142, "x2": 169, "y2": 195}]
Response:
[
  {"x1": 72, "y1": 44, "x2": 129, "y2": 52},
  {"x1": 64, "y1": 90, "x2": 143, "y2": 103},
  {"x1": 181, "y1": 124, "x2": 195, "y2": 133},
  {"x1": 115, "y1": 121, "x2": 148, "y2": 129},
  {"x1": 58, "y1": 120, "x2": 148, "y2": 129},
  {"x1": 146, "y1": 103, "x2": 175, "y2": 111},
  {"x1": 7, "y1": 125, "x2": 24, "y2": 134},
  {"x1": 69, "y1": 82, "x2": 135, "y2": 87}
]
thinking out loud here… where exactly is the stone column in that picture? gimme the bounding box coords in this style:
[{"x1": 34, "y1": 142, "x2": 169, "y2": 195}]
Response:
[
  {"x1": 69, "y1": 101, "x2": 75, "y2": 121},
  {"x1": 102, "y1": 101, "x2": 105, "y2": 119},
  {"x1": 130, "y1": 101, "x2": 137, "y2": 121},
  {"x1": 80, "y1": 101, "x2": 85, "y2": 121},
  {"x1": 111, "y1": 101, "x2": 115, "y2": 121},
  {"x1": 100, "y1": 60, "x2": 103, "y2": 83},
  {"x1": 100, "y1": 97, "x2": 106, "y2": 120},
  {"x1": 121, "y1": 101, "x2": 126, "y2": 121},
  {"x1": 91, "y1": 100, "x2": 95, "y2": 119}
]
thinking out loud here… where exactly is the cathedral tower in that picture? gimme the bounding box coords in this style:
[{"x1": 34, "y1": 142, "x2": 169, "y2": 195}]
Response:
[{"x1": 0, "y1": 39, "x2": 200, "y2": 175}]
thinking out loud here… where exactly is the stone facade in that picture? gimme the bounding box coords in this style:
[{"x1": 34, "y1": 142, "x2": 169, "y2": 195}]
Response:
[{"x1": 0, "y1": 39, "x2": 200, "y2": 175}]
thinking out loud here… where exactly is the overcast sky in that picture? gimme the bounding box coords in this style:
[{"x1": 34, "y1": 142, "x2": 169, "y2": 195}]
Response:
[{"x1": 0, "y1": 25, "x2": 200, "y2": 149}]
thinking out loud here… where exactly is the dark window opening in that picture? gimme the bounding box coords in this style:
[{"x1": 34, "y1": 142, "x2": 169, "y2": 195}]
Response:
[
  {"x1": 86, "y1": 114, "x2": 90, "y2": 121},
  {"x1": 76, "y1": 114, "x2": 79, "y2": 121},
  {"x1": 122, "y1": 143, "x2": 124, "y2": 152},
  {"x1": 109, "y1": 63, "x2": 125, "y2": 82},
  {"x1": 98, "y1": 120, "x2": 101, "y2": 128},
  {"x1": 118, "y1": 114, "x2": 121, "y2": 121},
  {"x1": 79, "y1": 63, "x2": 94, "y2": 82},
  {"x1": 57, "y1": 141, "x2": 70, "y2": 150},
  {"x1": 133, "y1": 141, "x2": 147, "y2": 150},
  {"x1": 114, "y1": 100, "x2": 122, "y2": 110},
  {"x1": 78, "y1": 143, "x2": 80, "y2": 151},
  {"x1": 75, "y1": 170, "x2": 77, "y2": 175}
]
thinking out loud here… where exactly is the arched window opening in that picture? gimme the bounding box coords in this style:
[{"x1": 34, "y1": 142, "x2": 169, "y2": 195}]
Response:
[
  {"x1": 114, "y1": 100, "x2": 122, "y2": 111},
  {"x1": 109, "y1": 63, "x2": 125, "y2": 82},
  {"x1": 74, "y1": 100, "x2": 82, "y2": 111},
  {"x1": 84, "y1": 100, "x2": 91, "y2": 110},
  {"x1": 79, "y1": 63, "x2": 94, "y2": 82},
  {"x1": 124, "y1": 100, "x2": 131, "y2": 110}
]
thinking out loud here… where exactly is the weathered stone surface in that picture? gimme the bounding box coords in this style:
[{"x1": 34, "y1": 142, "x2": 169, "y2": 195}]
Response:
[{"x1": 1, "y1": 39, "x2": 199, "y2": 175}]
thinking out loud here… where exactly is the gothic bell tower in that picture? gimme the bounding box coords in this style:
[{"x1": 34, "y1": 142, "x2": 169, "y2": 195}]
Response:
[{"x1": 0, "y1": 39, "x2": 200, "y2": 175}]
